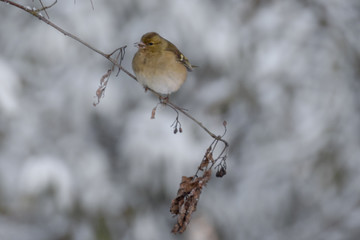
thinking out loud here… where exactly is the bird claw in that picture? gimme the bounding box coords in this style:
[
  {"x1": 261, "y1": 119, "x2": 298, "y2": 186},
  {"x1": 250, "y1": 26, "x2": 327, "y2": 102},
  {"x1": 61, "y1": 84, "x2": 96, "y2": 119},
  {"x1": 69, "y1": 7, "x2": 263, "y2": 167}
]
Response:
[{"x1": 159, "y1": 95, "x2": 169, "y2": 103}]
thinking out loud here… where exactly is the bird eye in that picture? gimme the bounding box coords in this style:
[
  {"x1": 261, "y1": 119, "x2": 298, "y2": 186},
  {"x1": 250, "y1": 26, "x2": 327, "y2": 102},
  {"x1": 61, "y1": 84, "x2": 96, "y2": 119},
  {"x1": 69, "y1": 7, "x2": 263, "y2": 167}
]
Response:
[{"x1": 148, "y1": 42, "x2": 154, "y2": 46}]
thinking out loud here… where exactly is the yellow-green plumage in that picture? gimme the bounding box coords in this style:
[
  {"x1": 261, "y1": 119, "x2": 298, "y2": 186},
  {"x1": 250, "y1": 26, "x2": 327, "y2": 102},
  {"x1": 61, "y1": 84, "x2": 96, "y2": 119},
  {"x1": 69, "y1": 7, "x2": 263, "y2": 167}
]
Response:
[{"x1": 132, "y1": 32, "x2": 195, "y2": 94}]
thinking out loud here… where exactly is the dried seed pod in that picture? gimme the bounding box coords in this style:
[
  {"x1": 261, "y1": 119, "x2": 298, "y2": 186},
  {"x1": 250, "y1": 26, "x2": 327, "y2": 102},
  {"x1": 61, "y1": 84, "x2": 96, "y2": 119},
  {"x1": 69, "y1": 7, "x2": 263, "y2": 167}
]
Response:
[{"x1": 216, "y1": 166, "x2": 227, "y2": 178}]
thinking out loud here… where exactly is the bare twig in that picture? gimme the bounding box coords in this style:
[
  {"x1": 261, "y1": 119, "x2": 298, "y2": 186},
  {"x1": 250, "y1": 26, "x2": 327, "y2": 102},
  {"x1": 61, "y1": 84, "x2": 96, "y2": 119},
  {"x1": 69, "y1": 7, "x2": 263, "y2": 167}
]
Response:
[
  {"x1": 93, "y1": 46, "x2": 127, "y2": 106},
  {"x1": 1, "y1": 0, "x2": 134, "y2": 79},
  {"x1": 38, "y1": 0, "x2": 49, "y2": 18}
]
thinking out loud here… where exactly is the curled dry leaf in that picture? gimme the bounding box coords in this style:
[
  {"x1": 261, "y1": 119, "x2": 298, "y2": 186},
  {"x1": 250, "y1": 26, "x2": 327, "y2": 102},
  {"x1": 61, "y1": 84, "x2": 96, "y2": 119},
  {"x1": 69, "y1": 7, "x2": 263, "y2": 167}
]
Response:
[
  {"x1": 207, "y1": 152, "x2": 214, "y2": 163},
  {"x1": 151, "y1": 106, "x2": 157, "y2": 119},
  {"x1": 199, "y1": 157, "x2": 209, "y2": 171},
  {"x1": 93, "y1": 69, "x2": 111, "y2": 106},
  {"x1": 198, "y1": 146, "x2": 213, "y2": 171},
  {"x1": 223, "y1": 120, "x2": 227, "y2": 127},
  {"x1": 170, "y1": 170, "x2": 211, "y2": 234}
]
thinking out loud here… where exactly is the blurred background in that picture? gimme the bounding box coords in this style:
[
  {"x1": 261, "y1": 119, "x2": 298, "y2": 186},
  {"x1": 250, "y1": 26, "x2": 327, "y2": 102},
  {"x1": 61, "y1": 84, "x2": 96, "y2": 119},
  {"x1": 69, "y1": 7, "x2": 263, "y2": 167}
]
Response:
[{"x1": 1, "y1": 0, "x2": 360, "y2": 239}]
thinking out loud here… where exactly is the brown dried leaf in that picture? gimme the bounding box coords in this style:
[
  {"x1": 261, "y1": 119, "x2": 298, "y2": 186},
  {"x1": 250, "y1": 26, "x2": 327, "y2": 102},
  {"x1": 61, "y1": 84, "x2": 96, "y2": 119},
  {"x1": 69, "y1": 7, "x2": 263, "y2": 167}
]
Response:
[
  {"x1": 182, "y1": 179, "x2": 198, "y2": 193},
  {"x1": 206, "y1": 146, "x2": 212, "y2": 154},
  {"x1": 180, "y1": 176, "x2": 193, "y2": 185},
  {"x1": 93, "y1": 69, "x2": 112, "y2": 106},
  {"x1": 207, "y1": 152, "x2": 214, "y2": 163},
  {"x1": 170, "y1": 196, "x2": 184, "y2": 215},
  {"x1": 199, "y1": 157, "x2": 209, "y2": 171},
  {"x1": 151, "y1": 106, "x2": 157, "y2": 119},
  {"x1": 171, "y1": 175, "x2": 210, "y2": 234},
  {"x1": 223, "y1": 120, "x2": 227, "y2": 127},
  {"x1": 203, "y1": 169, "x2": 212, "y2": 180},
  {"x1": 198, "y1": 146, "x2": 213, "y2": 170}
]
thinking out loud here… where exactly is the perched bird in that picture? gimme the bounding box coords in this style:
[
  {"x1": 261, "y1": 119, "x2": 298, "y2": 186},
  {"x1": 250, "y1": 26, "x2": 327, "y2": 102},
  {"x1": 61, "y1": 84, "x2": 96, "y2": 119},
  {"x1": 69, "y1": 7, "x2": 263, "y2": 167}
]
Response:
[{"x1": 132, "y1": 32, "x2": 195, "y2": 95}]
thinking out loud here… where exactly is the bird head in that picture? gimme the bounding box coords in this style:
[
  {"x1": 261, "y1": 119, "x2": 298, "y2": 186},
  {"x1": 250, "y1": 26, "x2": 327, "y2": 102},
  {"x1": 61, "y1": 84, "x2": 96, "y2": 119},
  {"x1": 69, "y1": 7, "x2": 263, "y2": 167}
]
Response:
[{"x1": 135, "y1": 32, "x2": 166, "y2": 52}]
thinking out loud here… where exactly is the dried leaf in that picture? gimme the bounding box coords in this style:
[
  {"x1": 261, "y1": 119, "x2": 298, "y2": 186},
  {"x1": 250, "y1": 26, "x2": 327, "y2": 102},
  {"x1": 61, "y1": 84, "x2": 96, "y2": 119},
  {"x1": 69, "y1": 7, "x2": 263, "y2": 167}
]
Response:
[
  {"x1": 223, "y1": 120, "x2": 227, "y2": 127},
  {"x1": 151, "y1": 106, "x2": 157, "y2": 119},
  {"x1": 203, "y1": 169, "x2": 212, "y2": 181},
  {"x1": 206, "y1": 152, "x2": 214, "y2": 163},
  {"x1": 199, "y1": 158, "x2": 209, "y2": 171},
  {"x1": 93, "y1": 69, "x2": 111, "y2": 106},
  {"x1": 170, "y1": 174, "x2": 211, "y2": 234}
]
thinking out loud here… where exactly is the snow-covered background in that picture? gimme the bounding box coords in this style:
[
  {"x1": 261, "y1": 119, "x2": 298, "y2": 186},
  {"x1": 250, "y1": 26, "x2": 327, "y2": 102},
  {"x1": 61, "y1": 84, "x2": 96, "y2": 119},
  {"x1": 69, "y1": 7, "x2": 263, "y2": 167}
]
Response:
[{"x1": 1, "y1": 0, "x2": 360, "y2": 239}]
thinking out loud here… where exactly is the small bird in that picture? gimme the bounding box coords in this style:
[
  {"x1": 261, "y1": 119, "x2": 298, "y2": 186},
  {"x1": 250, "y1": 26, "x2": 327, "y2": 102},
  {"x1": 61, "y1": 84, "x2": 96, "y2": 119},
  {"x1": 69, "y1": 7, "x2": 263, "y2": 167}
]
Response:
[{"x1": 132, "y1": 32, "x2": 195, "y2": 95}]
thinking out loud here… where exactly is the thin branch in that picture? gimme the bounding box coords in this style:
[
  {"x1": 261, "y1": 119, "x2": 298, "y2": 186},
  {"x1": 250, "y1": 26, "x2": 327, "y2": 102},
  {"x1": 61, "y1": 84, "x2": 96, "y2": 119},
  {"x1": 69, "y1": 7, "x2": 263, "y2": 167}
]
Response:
[
  {"x1": 38, "y1": 0, "x2": 49, "y2": 18},
  {"x1": 148, "y1": 88, "x2": 229, "y2": 147},
  {"x1": 1, "y1": 0, "x2": 134, "y2": 79}
]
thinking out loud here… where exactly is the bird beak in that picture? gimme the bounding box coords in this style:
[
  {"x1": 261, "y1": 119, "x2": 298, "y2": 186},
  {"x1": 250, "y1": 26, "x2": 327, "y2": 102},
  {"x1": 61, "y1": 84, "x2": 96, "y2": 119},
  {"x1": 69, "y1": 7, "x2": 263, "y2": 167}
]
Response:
[{"x1": 134, "y1": 41, "x2": 145, "y2": 49}]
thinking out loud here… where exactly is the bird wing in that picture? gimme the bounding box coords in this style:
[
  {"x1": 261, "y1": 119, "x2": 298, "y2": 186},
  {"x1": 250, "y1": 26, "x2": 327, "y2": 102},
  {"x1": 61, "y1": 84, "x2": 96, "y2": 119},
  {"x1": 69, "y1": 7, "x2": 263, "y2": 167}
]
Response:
[{"x1": 166, "y1": 42, "x2": 194, "y2": 72}]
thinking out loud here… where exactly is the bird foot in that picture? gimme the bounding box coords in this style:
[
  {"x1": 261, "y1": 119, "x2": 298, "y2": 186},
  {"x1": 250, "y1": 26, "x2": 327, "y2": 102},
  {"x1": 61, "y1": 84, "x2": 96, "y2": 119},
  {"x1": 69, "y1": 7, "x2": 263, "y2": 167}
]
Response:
[{"x1": 159, "y1": 95, "x2": 169, "y2": 104}]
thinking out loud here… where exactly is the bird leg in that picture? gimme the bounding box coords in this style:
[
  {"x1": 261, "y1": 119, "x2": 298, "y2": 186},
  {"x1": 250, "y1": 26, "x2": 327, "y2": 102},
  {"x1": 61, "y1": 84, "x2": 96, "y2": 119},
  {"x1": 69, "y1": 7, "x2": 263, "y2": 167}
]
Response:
[{"x1": 159, "y1": 94, "x2": 169, "y2": 103}]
